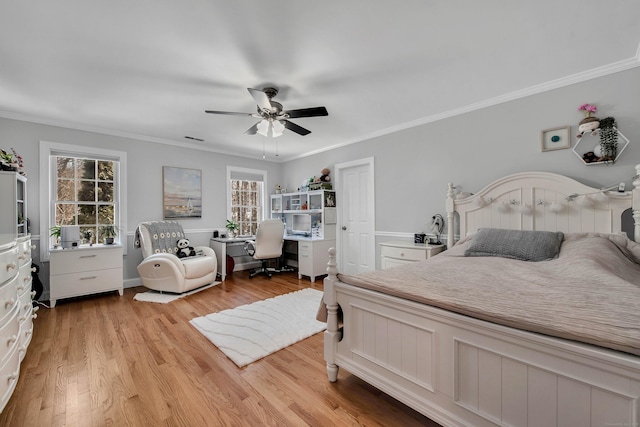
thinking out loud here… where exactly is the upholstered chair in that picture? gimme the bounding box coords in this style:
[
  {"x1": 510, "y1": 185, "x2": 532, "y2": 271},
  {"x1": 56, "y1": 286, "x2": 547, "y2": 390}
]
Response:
[
  {"x1": 136, "y1": 221, "x2": 217, "y2": 293},
  {"x1": 244, "y1": 219, "x2": 285, "y2": 278}
]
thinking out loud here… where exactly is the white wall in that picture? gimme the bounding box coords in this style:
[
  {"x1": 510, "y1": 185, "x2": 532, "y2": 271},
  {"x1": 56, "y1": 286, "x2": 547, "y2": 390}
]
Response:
[
  {"x1": 281, "y1": 67, "x2": 640, "y2": 256},
  {"x1": 1, "y1": 118, "x2": 282, "y2": 296},
  {"x1": 3, "y1": 66, "x2": 639, "y2": 295}
]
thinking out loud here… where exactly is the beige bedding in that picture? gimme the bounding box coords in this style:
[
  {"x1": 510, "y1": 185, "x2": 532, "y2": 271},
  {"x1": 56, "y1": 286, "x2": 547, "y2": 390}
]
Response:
[{"x1": 336, "y1": 233, "x2": 640, "y2": 356}]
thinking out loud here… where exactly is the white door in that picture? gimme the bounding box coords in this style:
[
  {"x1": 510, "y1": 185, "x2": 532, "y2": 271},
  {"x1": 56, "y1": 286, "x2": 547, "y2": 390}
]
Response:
[{"x1": 336, "y1": 157, "x2": 375, "y2": 275}]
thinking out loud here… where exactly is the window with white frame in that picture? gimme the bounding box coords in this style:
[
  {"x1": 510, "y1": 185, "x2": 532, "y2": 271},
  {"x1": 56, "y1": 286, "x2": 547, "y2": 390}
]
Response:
[
  {"x1": 53, "y1": 156, "x2": 117, "y2": 244},
  {"x1": 40, "y1": 141, "x2": 127, "y2": 259},
  {"x1": 227, "y1": 167, "x2": 266, "y2": 236}
]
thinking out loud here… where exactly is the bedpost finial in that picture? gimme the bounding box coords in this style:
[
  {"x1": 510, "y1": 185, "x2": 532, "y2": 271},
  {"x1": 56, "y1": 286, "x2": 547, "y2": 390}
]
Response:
[{"x1": 326, "y1": 247, "x2": 338, "y2": 278}]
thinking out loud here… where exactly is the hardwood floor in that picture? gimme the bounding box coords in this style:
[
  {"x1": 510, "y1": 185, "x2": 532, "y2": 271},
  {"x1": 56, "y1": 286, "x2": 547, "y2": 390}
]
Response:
[{"x1": 1, "y1": 271, "x2": 440, "y2": 427}]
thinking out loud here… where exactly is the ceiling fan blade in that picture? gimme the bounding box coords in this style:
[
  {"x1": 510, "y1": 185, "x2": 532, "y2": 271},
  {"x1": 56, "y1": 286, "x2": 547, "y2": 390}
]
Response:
[
  {"x1": 247, "y1": 88, "x2": 273, "y2": 112},
  {"x1": 205, "y1": 110, "x2": 253, "y2": 116},
  {"x1": 283, "y1": 120, "x2": 311, "y2": 136},
  {"x1": 244, "y1": 122, "x2": 260, "y2": 135},
  {"x1": 285, "y1": 106, "x2": 328, "y2": 118}
]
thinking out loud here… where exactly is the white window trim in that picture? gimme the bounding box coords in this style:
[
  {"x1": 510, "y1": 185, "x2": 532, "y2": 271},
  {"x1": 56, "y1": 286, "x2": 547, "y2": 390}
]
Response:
[
  {"x1": 39, "y1": 141, "x2": 127, "y2": 261},
  {"x1": 226, "y1": 166, "x2": 268, "y2": 222}
]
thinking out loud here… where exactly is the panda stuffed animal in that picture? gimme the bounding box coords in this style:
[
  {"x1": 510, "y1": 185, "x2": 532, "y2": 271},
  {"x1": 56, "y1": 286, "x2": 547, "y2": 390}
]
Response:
[{"x1": 176, "y1": 238, "x2": 196, "y2": 258}]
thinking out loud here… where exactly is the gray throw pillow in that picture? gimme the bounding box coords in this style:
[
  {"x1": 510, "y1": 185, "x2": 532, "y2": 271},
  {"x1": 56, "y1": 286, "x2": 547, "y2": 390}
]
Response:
[{"x1": 464, "y1": 228, "x2": 564, "y2": 262}]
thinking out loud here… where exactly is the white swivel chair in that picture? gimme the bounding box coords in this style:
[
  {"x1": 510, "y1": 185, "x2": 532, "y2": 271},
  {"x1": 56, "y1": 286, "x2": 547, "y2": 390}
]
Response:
[
  {"x1": 136, "y1": 221, "x2": 217, "y2": 293},
  {"x1": 244, "y1": 219, "x2": 285, "y2": 279}
]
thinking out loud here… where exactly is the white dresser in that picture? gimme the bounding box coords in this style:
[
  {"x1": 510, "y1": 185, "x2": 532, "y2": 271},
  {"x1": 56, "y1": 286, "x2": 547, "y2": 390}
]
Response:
[
  {"x1": 49, "y1": 245, "x2": 123, "y2": 307},
  {"x1": 380, "y1": 240, "x2": 445, "y2": 269},
  {"x1": 0, "y1": 233, "x2": 35, "y2": 413}
]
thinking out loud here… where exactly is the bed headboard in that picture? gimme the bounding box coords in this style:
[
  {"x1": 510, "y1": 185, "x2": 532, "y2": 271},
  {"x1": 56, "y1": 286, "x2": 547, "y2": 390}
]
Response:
[{"x1": 446, "y1": 165, "x2": 640, "y2": 248}]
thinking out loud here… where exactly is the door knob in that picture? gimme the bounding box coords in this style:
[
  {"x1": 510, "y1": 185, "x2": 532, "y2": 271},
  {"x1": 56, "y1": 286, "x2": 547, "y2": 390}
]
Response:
[{"x1": 342, "y1": 226, "x2": 347, "y2": 230}]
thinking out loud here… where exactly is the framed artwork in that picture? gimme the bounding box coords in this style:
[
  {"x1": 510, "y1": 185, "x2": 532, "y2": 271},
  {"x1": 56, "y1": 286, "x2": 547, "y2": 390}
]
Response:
[
  {"x1": 541, "y1": 126, "x2": 571, "y2": 152},
  {"x1": 163, "y1": 166, "x2": 202, "y2": 219}
]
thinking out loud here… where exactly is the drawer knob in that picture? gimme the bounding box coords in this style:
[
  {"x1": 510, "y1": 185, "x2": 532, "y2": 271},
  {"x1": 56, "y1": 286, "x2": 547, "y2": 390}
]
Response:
[
  {"x1": 32, "y1": 313, "x2": 38, "y2": 320},
  {"x1": 4, "y1": 298, "x2": 15, "y2": 309},
  {"x1": 6, "y1": 262, "x2": 17, "y2": 271},
  {"x1": 7, "y1": 335, "x2": 18, "y2": 345},
  {"x1": 400, "y1": 252, "x2": 405, "y2": 257}
]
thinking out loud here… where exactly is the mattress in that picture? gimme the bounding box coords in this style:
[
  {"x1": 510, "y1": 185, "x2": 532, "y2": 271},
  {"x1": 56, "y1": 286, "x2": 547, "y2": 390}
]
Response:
[{"x1": 337, "y1": 233, "x2": 640, "y2": 355}]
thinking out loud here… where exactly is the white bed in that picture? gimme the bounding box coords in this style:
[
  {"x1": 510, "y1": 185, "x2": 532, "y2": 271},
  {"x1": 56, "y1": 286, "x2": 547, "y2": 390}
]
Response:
[{"x1": 323, "y1": 166, "x2": 640, "y2": 427}]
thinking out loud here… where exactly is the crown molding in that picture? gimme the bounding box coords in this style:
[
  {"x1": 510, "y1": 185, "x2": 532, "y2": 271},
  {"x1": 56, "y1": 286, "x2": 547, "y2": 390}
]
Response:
[
  {"x1": 2, "y1": 56, "x2": 640, "y2": 164},
  {"x1": 282, "y1": 56, "x2": 640, "y2": 162}
]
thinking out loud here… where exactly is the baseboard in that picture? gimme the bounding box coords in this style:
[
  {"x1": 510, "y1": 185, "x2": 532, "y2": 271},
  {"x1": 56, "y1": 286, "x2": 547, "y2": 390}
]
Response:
[{"x1": 124, "y1": 277, "x2": 142, "y2": 288}]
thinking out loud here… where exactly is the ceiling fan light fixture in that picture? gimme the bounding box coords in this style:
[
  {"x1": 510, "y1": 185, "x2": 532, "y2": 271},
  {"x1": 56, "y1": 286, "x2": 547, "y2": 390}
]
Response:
[
  {"x1": 256, "y1": 119, "x2": 270, "y2": 137},
  {"x1": 272, "y1": 120, "x2": 285, "y2": 137}
]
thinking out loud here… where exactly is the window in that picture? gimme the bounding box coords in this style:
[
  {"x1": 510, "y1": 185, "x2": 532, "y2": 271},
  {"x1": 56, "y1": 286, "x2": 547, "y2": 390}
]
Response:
[
  {"x1": 230, "y1": 179, "x2": 262, "y2": 235},
  {"x1": 53, "y1": 156, "x2": 117, "y2": 244},
  {"x1": 227, "y1": 167, "x2": 267, "y2": 236},
  {"x1": 40, "y1": 141, "x2": 127, "y2": 259}
]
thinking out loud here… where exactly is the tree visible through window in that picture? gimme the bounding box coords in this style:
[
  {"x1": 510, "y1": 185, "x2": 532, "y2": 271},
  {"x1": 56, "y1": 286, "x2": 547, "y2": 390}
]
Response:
[
  {"x1": 230, "y1": 179, "x2": 262, "y2": 236},
  {"x1": 54, "y1": 156, "x2": 117, "y2": 244}
]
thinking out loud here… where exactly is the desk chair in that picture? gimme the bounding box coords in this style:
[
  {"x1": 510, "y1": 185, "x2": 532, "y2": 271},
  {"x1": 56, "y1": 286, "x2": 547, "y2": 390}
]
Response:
[{"x1": 244, "y1": 219, "x2": 285, "y2": 279}]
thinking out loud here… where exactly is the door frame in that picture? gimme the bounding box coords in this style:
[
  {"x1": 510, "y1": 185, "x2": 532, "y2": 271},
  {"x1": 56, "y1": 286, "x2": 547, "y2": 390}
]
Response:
[{"x1": 335, "y1": 157, "x2": 376, "y2": 274}]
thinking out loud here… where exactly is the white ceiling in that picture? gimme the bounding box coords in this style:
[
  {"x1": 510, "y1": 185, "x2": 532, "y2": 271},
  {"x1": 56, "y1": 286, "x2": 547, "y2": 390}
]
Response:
[{"x1": 1, "y1": 1, "x2": 639, "y2": 161}]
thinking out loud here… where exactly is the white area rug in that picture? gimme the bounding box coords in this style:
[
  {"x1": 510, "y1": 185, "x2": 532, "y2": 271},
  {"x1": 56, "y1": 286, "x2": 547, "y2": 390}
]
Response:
[
  {"x1": 133, "y1": 282, "x2": 220, "y2": 304},
  {"x1": 190, "y1": 288, "x2": 326, "y2": 367}
]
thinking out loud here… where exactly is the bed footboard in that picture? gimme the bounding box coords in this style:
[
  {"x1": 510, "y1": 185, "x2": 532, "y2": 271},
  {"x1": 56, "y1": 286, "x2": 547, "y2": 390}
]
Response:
[{"x1": 324, "y1": 255, "x2": 640, "y2": 426}]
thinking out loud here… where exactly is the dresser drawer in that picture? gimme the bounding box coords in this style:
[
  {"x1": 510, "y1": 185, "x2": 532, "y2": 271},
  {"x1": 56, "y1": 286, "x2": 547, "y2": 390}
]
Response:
[
  {"x1": 16, "y1": 237, "x2": 32, "y2": 267},
  {"x1": 380, "y1": 245, "x2": 424, "y2": 262},
  {"x1": 0, "y1": 246, "x2": 18, "y2": 285},
  {"x1": 0, "y1": 337, "x2": 20, "y2": 414},
  {"x1": 0, "y1": 275, "x2": 18, "y2": 324},
  {"x1": 50, "y1": 267, "x2": 123, "y2": 301},
  {"x1": 16, "y1": 262, "x2": 32, "y2": 295},
  {"x1": 0, "y1": 307, "x2": 19, "y2": 368},
  {"x1": 50, "y1": 247, "x2": 122, "y2": 275}
]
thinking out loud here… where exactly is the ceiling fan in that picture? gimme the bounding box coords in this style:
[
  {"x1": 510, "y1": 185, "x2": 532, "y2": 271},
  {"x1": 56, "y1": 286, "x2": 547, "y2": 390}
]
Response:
[{"x1": 205, "y1": 87, "x2": 328, "y2": 137}]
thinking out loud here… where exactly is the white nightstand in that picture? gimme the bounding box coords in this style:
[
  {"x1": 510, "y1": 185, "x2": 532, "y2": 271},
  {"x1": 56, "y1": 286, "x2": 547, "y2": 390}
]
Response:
[
  {"x1": 380, "y1": 240, "x2": 444, "y2": 269},
  {"x1": 49, "y1": 245, "x2": 123, "y2": 307}
]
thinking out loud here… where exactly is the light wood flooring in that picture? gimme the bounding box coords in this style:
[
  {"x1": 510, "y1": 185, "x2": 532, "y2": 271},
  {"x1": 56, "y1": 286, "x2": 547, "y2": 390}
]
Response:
[{"x1": 1, "y1": 271, "x2": 440, "y2": 426}]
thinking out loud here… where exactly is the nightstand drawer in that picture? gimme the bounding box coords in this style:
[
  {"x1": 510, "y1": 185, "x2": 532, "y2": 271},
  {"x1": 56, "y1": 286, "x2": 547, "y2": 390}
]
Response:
[
  {"x1": 50, "y1": 267, "x2": 123, "y2": 301},
  {"x1": 50, "y1": 247, "x2": 122, "y2": 275},
  {"x1": 380, "y1": 245, "x2": 424, "y2": 261}
]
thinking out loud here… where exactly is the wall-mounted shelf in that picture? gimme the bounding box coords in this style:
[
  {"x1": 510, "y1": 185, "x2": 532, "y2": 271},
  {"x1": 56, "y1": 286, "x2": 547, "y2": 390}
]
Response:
[{"x1": 572, "y1": 127, "x2": 630, "y2": 165}]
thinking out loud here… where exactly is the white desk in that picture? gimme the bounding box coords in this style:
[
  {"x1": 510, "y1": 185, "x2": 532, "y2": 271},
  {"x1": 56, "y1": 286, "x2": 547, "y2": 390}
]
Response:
[
  {"x1": 283, "y1": 235, "x2": 335, "y2": 282},
  {"x1": 210, "y1": 237, "x2": 253, "y2": 281},
  {"x1": 210, "y1": 235, "x2": 335, "y2": 282}
]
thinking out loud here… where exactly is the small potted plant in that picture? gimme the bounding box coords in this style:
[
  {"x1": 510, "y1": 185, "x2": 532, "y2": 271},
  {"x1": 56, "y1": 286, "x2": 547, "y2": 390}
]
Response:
[
  {"x1": 49, "y1": 225, "x2": 61, "y2": 248},
  {"x1": 226, "y1": 219, "x2": 239, "y2": 238},
  {"x1": 0, "y1": 150, "x2": 14, "y2": 171},
  {"x1": 101, "y1": 225, "x2": 118, "y2": 245}
]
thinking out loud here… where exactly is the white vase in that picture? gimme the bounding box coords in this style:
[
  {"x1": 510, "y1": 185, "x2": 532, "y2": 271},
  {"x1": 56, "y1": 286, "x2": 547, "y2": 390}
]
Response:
[{"x1": 593, "y1": 144, "x2": 603, "y2": 158}]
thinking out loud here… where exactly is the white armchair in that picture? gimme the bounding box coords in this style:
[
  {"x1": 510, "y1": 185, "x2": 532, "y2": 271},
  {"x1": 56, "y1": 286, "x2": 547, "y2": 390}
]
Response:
[{"x1": 136, "y1": 221, "x2": 217, "y2": 293}]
